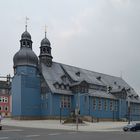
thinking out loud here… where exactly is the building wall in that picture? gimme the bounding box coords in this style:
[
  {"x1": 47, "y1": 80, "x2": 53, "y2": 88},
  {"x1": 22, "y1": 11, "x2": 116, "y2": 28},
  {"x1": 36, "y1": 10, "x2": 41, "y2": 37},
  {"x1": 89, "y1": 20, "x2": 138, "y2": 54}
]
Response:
[
  {"x1": 130, "y1": 102, "x2": 140, "y2": 121},
  {"x1": 0, "y1": 80, "x2": 11, "y2": 117},
  {"x1": 0, "y1": 95, "x2": 10, "y2": 116},
  {"x1": 72, "y1": 94, "x2": 120, "y2": 120},
  {"x1": 12, "y1": 66, "x2": 41, "y2": 119},
  {"x1": 11, "y1": 66, "x2": 140, "y2": 121},
  {"x1": 118, "y1": 99, "x2": 127, "y2": 119},
  {"x1": 40, "y1": 93, "x2": 73, "y2": 118},
  {"x1": 11, "y1": 75, "x2": 22, "y2": 116}
]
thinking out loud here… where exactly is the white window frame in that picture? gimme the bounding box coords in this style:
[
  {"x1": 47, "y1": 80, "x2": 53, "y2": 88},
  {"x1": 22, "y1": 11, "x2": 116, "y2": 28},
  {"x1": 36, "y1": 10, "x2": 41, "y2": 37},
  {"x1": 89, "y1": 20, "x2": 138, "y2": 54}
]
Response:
[{"x1": 61, "y1": 95, "x2": 71, "y2": 108}]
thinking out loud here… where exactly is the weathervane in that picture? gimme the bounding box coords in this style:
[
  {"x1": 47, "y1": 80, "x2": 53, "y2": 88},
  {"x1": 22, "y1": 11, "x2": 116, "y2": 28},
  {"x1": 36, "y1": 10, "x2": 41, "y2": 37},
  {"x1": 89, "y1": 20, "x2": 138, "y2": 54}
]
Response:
[{"x1": 25, "y1": 17, "x2": 29, "y2": 31}]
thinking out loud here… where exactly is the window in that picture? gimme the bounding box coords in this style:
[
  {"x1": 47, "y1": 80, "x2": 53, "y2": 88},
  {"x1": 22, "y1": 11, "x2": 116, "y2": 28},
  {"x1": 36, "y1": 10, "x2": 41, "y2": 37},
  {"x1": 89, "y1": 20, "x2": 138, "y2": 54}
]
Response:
[
  {"x1": 93, "y1": 97, "x2": 96, "y2": 110},
  {"x1": 41, "y1": 94, "x2": 48, "y2": 100},
  {"x1": 27, "y1": 42, "x2": 30, "y2": 47},
  {"x1": 84, "y1": 96, "x2": 87, "y2": 103},
  {"x1": 110, "y1": 100, "x2": 113, "y2": 111},
  {"x1": 61, "y1": 95, "x2": 71, "y2": 108},
  {"x1": 76, "y1": 72, "x2": 80, "y2": 77},
  {"x1": 114, "y1": 100, "x2": 118, "y2": 111},
  {"x1": 47, "y1": 49, "x2": 50, "y2": 54},
  {"x1": 0, "y1": 106, "x2": 2, "y2": 111},
  {"x1": 0, "y1": 96, "x2": 8, "y2": 103},
  {"x1": 98, "y1": 98, "x2": 102, "y2": 110},
  {"x1": 22, "y1": 41, "x2": 26, "y2": 46},
  {"x1": 104, "y1": 99, "x2": 107, "y2": 111},
  {"x1": 43, "y1": 48, "x2": 46, "y2": 53},
  {"x1": 61, "y1": 85, "x2": 65, "y2": 90},
  {"x1": 66, "y1": 85, "x2": 69, "y2": 90},
  {"x1": 5, "y1": 97, "x2": 8, "y2": 103},
  {"x1": 61, "y1": 75, "x2": 67, "y2": 82},
  {"x1": 2, "y1": 89, "x2": 6, "y2": 94},
  {"x1": 4, "y1": 106, "x2": 9, "y2": 111},
  {"x1": 41, "y1": 103, "x2": 47, "y2": 109}
]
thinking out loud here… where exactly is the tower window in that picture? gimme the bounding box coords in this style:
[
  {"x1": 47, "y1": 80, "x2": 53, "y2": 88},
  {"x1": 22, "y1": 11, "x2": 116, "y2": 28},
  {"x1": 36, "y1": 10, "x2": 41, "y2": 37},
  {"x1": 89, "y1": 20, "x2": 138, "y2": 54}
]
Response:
[
  {"x1": 43, "y1": 48, "x2": 46, "y2": 53},
  {"x1": 22, "y1": 41, "x2": 26, "y2": 46},
  {"x1": 47, "y1": 49, "x2": 50, "y2": 54},
  {"x1": 27, "y1": 42, "x2": 30, "y2": 47}
]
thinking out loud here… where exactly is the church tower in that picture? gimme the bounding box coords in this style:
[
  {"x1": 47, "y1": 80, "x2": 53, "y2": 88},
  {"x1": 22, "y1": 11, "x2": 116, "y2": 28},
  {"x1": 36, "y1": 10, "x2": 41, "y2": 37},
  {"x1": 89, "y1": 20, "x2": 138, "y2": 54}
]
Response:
[
  {"x1": 39, "y1": 30, "x2": 53, "y2": 67},
  {"x1": 12, "y1": 25, "x2": 41, "y2": 119}
]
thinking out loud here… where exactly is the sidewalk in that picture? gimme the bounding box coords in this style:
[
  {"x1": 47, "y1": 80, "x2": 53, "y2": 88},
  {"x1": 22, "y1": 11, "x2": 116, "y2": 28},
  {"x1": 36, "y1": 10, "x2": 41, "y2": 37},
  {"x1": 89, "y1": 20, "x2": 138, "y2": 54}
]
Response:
[{"x1": 2, "y1": 118, "x2": 128, "y2": 132}]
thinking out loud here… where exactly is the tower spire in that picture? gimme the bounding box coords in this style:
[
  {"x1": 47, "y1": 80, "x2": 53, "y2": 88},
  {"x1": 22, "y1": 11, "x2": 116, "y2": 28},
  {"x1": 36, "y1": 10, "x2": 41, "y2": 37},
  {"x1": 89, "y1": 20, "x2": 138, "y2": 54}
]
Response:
[
  {"x1": 45, "y1": 25, "x2": 47, "y2": 38},
  {"x1": 25, "y1": 17, "x2": 29, "y2": 31}
]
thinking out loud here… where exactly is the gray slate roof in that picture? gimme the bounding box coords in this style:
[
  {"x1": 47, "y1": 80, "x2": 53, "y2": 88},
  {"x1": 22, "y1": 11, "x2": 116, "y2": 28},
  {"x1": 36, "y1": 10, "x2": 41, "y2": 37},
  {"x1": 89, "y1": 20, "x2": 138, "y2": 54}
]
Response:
[{"x1": 41, "y1": 62, "x2": 139, "y2": 101}]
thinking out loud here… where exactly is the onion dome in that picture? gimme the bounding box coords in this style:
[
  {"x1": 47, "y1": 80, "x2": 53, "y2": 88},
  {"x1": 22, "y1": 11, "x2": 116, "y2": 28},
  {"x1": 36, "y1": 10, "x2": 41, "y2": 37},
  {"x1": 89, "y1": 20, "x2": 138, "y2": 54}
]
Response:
[
  {"x1": 21, "y1": 30, "x2": 31, "y2": 40},
  {"x1": 41, "y1": 37, "x2": 51, "y2": 47},
  {"x1": 13, "y1": 47, "x2": 38, "y2": 68},
  {"x1": 13, "y1": 29, "x2": 38, "y2": 68}
]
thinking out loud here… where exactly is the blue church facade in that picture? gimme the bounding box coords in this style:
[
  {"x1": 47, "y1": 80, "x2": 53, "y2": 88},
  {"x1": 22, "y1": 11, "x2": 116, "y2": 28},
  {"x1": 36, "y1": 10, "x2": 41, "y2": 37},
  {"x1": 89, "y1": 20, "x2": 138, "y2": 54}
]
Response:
[{"x1": 12, "y1": 27, "x2": 140, "y2": 121}]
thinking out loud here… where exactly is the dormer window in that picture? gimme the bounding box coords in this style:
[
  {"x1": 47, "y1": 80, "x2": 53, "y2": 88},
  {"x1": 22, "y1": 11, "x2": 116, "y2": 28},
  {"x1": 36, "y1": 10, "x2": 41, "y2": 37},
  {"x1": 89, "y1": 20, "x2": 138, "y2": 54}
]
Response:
[
  {"x1": 76, "y1": 71, "x2": 80, "y2": 77},
  {"x1": 96, "y1": 76, "x2": 101, "y2": 81},
  {"x1": 61, "y1": 75, "x2": 67, "y2": 82},
  {"x1": 128, "y1": 94, "x2": 133, "y2": 98},
  {"x1": 54, "y1": 82, "x2": 59, "y2": 89},
  {"x1": 118, "y1": 86, "x2": 121, "y2": 89},
  {"x1": 61, "y1": 85, "x2": 64, "y2": 90},
  {"x1": 66, "y1": 85, "x2": 69, "y2": 90},
  {"x1": 134, "y1": 95, "x2": 139, "y2": 99}
]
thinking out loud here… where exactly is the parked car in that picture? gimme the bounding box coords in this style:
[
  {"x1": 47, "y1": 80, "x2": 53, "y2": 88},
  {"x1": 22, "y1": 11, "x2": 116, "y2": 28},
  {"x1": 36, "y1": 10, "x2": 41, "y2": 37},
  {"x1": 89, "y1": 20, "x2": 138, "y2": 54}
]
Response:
[{"x1": 123, "y1": 123, "x2": 140, "y2": 132}]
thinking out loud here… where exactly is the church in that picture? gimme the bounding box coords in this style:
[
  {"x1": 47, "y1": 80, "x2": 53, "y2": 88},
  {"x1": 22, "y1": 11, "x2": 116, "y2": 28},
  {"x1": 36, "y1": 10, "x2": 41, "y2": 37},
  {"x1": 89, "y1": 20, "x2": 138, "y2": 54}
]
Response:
[{"x1": 11, "y1": 26, "x2": 140, "y2": 121}]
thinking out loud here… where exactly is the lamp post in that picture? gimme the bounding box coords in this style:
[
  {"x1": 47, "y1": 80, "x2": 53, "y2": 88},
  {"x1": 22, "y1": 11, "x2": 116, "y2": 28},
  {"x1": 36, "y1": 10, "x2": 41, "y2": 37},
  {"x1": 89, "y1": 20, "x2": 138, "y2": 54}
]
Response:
[
  {"x1": 60, "y1": 102, "x2": 62, "y2": 123},
  {"x1": 128, "y1": 100, "x2": 131, "y2": 124},
  {"x1": 75, "y1": 92, "x2": 89, "y2": 131},
  {"x1": 76, "y1": 92, "x2": 80, "y2": 131}
]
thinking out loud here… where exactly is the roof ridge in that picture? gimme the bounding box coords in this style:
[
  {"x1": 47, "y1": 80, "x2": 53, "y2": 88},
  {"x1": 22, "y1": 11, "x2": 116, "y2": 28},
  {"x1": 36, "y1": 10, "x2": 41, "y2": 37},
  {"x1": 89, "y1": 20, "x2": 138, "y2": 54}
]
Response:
[{"x1": 52, "y1": 61, "x2": 121, "y2": 79}]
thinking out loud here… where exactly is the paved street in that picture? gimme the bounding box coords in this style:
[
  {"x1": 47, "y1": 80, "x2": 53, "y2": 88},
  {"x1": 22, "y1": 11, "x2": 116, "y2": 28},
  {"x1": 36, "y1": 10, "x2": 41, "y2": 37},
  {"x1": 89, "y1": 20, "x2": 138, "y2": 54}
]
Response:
[
  {"x1": 2, "y1": 118, "x2": 130, "y2": 132},
  {"x1": 1, "y1": 118, "x2": 140, "y2": 139},
  {"x1": 0, "y1": 126, "x2": 140, "y2": 140}
]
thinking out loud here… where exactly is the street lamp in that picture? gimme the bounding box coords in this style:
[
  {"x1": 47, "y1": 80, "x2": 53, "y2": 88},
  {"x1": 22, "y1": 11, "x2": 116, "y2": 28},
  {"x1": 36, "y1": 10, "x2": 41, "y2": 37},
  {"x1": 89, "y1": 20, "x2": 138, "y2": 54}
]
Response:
[
  {"x1": 60, "y1": 102, "x2": 62, "y2": 123},
  {"x1": 128, "y1": 100, "x2": 131, "y2": 124},
  {"x1": 75, "y1": 92, "x2": 89, "y2": 131},
  {"x1": 75, "y1": 92, "x2": 80, "y2": 131}
]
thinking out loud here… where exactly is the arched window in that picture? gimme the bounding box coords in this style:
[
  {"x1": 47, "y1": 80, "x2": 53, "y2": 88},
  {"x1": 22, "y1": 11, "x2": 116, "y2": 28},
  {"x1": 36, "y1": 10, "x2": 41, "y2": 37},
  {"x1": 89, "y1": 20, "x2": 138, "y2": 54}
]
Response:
[
  {"x1": 4, "y1": 106, "x2": 9, "y2": 111},
  {"x1": 43, "y1": 48, "x2": 46, "y2": 53},
  {"x1": 22, "y1": 41, "x2": 26, "y2": 46},
  {"x1": 27, "y1": 42, "x2": 30, "y2": 47}
]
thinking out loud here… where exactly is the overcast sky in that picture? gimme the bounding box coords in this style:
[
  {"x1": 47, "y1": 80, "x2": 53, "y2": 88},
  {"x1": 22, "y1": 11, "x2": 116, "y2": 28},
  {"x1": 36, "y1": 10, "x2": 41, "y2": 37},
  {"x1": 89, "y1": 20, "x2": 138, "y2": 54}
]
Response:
[{"x1": 0, "y1": 0, "x2": 140, "y2": 94}]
